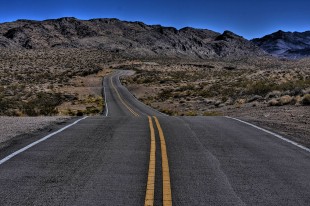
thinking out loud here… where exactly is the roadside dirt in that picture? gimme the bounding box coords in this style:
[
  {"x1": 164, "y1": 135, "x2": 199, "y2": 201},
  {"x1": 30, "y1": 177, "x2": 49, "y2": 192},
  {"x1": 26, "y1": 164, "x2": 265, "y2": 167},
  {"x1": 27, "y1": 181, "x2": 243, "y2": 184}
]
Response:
[
  {"x1": 0, "y1": 116, "x2": 70, "y2": 144},
  {"x1": 56, "y1": 68, "x2": 112, "y2": 115},
  {"x1": 215, "y1": 105, "x2": 310, "y2": 148},
  {"x1": 122, "y1": 59, "x2": 310, "y2": 148}
]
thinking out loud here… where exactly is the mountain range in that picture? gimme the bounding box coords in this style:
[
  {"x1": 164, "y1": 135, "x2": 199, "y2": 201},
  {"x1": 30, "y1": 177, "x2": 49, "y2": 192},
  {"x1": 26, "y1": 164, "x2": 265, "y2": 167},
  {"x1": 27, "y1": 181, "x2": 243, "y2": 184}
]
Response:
[
  {"x1": 0, "y1": 17, "x2": 309, "y2": 59},
  {"x1": 0, "y1": 17, "x2": 263, "y2": 59}
]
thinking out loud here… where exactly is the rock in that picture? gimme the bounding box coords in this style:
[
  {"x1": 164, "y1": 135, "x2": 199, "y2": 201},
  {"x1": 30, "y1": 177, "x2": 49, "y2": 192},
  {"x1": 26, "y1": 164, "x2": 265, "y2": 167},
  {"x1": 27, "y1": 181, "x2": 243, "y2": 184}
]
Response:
[
  {"x1": 247, "y1": 95, "x2": 263, "y2": 103},
  {"x1": 266, "y1": 91, "x2": 282, "y2": 99},
  {"x1": 290, "y1": 88, "x2": 303, "y2": 96},
  {"x1": 204, "y1": 98, "x2": 216, "y2": 105},
  {"x1": 218, "y1": 103, "x2": 225, "y2": 108},
  {"x1": 214, "y1": 101, "x2": 222, "y2": 107},
  {"x1": 224, "y1": 98, "x2": 234, "y2": 105},
  {"x1": 236, "y1": 99, "x2": 246, "y2": 105},
  {"x1": 302, "y1": 88, "x2": 310, "y2": 95}
]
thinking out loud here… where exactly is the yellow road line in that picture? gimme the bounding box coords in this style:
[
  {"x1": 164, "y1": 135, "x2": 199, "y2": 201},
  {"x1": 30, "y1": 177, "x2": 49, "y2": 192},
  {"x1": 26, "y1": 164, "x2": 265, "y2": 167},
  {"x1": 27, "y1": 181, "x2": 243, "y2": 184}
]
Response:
[
  {"x1": 145, "y1": 116, "x2": 156, "y2": 206},
  {"x1": 153, "y1": 116, "x2": 172, "y2": 206},
  {"x1": 110, "y1": 77, "x2": 139, "y2": 116}
]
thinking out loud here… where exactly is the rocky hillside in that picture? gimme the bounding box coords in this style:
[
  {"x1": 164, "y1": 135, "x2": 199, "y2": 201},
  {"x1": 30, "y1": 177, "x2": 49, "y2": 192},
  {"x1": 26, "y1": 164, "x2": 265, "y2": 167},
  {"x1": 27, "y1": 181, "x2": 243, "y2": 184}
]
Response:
[
  {"x1": 0, "y1": 17, "x2": 264, "y2": 59},
  {"x1": 252, "y1": 30, "x2": 310, "y2": 59}
]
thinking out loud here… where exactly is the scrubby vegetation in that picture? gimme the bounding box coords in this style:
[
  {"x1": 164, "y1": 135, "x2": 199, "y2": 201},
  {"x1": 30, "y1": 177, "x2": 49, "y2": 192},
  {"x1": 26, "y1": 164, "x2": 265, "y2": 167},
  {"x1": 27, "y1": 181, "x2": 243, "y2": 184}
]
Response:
[
  {"x1": 123, "y1": 57, "x2": 310, "y2": 116},
  {"x1": 0, "y1": 49, "x2": 119, "y2": 116}
]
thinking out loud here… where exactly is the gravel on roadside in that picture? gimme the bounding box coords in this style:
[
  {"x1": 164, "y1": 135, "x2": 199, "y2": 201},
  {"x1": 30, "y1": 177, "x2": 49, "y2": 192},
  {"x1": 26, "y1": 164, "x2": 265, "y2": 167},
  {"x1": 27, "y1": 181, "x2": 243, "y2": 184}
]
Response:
[{"x1": 0, "y1": 116, "x2": 70, "y2": 144}]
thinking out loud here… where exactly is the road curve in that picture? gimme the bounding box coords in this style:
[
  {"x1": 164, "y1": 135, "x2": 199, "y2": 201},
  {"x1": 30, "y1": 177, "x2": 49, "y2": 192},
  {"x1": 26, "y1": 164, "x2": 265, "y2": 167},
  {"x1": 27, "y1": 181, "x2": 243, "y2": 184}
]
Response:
[{"x1": 0, "y1": 70, "x2": 309, "y2": 205}]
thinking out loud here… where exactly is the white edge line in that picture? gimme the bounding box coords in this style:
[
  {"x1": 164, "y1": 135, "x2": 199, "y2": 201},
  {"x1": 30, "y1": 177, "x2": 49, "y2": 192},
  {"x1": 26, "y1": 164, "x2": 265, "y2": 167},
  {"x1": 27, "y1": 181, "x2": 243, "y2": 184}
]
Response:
[
  {"x1": 117, "y1": 72, "x2": 168, "y2": 117},
  {"x1": 103, "y1": 86, "x2": 109, "y2": 117},
  {"x1": 102, "y1": 76, "x2": 109, "y2": 117},
  {"x1": 0, "y1": 116, "x2": 88, "y2": 166},
  {"x1": 225, "y1": 116, "x2": 310, "y2": 153}
]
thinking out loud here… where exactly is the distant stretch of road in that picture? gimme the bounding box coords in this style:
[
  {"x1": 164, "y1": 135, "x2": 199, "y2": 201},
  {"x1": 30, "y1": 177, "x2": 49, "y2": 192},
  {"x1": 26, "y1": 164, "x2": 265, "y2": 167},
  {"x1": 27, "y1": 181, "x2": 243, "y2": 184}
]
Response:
[{"x1": 0, "y1": 70, "x2": 309, "y2": 205}]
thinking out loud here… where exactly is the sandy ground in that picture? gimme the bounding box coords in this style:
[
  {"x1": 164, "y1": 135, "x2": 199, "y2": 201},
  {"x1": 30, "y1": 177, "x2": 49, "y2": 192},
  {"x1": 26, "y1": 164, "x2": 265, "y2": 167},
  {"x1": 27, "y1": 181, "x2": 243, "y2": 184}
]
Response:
[
  {"x1": 0, "y1": 116, "x2": 70, "y2": 144},
  {"x1": 217, "y1": 105, "x2": 310, "y2": 148}
]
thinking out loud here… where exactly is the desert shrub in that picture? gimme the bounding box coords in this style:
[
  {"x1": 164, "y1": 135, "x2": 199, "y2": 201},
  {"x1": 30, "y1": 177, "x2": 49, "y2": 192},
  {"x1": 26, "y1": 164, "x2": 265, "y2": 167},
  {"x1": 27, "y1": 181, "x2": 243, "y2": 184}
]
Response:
[
  {"x1": 221, "y1": 96, "x2": 228, "y2": 102},
  {"x1": 302, "y1": 94, "x2": 310, "y2": 105},
  {"x1": 221, "y1": 87, "x2": 239, "y2": 97},
  {"x1": 142, "y1": 77, "x2": 155, "y2": 84},
  {"x1": 203, "y1": 111, "x2": 222, "y2": 116},
  {"x1": 185, "y1": 111, "x2": 197, "y2": 116},
  {"x1": 278, "y1": 95, "x2": 293, "y2": 105},
  {"x1": 67, "y1": 109, "x2": 76, "y2": 116},
  {"x1": 21, "y1": 92, "x2": 63, "y2": 116},
  {"x1": 0, "y1": 98, "x2": 15, "y2": 114},
  {"x1": 176, "y1": 84, "x2": 195, "y2": 92},
  {"x1": 223, "y1": 66, "x2": 237, "y2": 70},
  {"x1": 247, "y1": 79, "x2": 310, "y2": 97},
  {"x1": 85, "y1": 106, "x2": 100, "y2": 114},
  {"x1": 76, "y1": 110, "x2": 84, "y2": 116},
  {"x1": 196, "y1": 89, "x2": 214, "y2": 98},
  {"x1": 158, "y1": 89, "x2": 173, "y2": 101},
  {"x1": 279, "y1": 79, "x2": 310, "y2": 91},
  {"x1": 246, "y1": 81, "x2": 276, "y2": 96}
]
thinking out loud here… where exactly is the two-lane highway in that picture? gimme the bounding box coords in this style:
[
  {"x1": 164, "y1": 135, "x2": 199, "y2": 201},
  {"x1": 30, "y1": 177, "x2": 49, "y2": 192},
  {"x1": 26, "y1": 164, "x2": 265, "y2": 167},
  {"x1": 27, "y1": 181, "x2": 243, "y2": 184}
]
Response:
[
  {"x1": 0, "y1": 70, "x2": 309, "y2": 205},
  {"x1": 104, "y1": 70, "x2": 163, "y2": 117}
]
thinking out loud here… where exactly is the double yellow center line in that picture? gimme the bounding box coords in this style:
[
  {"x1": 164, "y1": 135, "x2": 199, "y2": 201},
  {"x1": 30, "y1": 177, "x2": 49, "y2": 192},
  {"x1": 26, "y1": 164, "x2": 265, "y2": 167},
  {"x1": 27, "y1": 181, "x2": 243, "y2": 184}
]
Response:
[
  {"x1": 145, "y1": 116, "x2": 172, "y2": 206},
  {"x1": 109, "y1": 75, "x2": 172, "y2": 205},
  {"x1": 110, "y1": 77, "x2": 139, "y2": 116}
]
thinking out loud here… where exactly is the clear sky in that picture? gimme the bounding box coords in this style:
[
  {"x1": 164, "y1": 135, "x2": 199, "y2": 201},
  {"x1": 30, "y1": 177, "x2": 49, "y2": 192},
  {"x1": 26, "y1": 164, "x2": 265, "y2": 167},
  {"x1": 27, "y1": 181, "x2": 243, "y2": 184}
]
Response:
[{"x1": 0, "y1": 0, "x2": 309, "y2": 39}]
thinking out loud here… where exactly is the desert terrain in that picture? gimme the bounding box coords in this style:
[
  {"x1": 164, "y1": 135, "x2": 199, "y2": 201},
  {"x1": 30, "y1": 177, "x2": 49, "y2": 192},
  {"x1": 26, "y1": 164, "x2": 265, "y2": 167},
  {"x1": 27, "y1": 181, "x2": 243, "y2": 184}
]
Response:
[
  {"x1": 122, "y1": 57, "x2": 310, "y2": 147},
  {"x1": 0, "y1": 51, "x2": 309, "y2": 148},
  {"x1": 0, "y1": 18, "x2": 309, "y2": 148},
  {"x1": 0, "y1": 48, "x2": 119, "y2": 116}
]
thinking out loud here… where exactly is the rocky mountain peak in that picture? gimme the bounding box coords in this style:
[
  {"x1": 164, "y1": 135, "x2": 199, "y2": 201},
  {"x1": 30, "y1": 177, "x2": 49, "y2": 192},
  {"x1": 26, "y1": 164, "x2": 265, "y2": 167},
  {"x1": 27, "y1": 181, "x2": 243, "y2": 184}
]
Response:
[
  {"x1": 215, "y1": 30, "x2": 243, "y2": 41},
  {"x1": 252, "y1": 30, "x2": 310, "y2": 58}
]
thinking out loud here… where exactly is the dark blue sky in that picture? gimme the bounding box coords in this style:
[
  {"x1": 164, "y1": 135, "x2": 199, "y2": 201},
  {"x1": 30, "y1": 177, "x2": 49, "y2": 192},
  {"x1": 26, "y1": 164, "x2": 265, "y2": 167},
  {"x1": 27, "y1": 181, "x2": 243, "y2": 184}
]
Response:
[{"x1": 0, "y1": 0, "x2": 309, "y2": 39}]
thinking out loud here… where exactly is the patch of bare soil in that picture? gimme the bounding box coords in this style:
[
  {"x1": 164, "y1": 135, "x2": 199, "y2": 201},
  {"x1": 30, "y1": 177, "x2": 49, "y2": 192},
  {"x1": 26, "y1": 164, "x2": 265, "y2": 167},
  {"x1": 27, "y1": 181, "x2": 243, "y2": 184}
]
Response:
[{"x1": 56, "y1": 68, "x2": 112, "y2": 116}]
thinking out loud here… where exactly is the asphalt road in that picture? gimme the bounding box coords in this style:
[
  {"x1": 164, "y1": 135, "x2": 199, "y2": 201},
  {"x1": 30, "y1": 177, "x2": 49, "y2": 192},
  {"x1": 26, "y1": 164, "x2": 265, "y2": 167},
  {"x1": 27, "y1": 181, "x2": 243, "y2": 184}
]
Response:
[{"x1": 0, "y1": 70, "x2": 309, "y2": 205}]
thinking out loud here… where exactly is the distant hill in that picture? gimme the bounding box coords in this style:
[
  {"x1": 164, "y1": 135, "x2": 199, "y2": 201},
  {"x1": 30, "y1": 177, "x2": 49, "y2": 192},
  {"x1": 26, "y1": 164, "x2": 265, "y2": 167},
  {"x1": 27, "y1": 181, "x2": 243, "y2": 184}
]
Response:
[
  {"x1": 0, "y1": 17, "x2": 264, "y2": 59},
  {"x1": 252, "y1": 30, "x2": 310, "y2": 59}
]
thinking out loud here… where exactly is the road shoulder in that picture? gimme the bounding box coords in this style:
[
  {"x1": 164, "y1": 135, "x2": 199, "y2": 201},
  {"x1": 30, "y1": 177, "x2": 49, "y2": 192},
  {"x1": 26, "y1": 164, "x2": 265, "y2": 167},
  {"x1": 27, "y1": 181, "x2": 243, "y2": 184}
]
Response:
[{"x1": 0, "y1": 116, "x2": 76, "y2": 160}]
